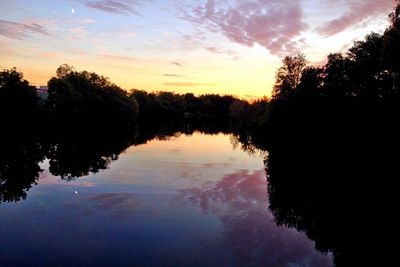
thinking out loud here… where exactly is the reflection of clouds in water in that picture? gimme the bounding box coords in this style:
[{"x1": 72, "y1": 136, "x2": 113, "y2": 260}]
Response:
[
  {"x1": 38, "y1": 169, "x2": 96, "y2": 187},
  {"x1": 167, "y1": 146, "x2": 187, "y2": 153},
  {"x1": 180, "y1": 170, "x2": 203, "y2": 180},
  {"x1": 62, "y1": 193, "x2": 148, "y2": 221},
  {"x1": 202, "y1": 162, "x2": 233, "y2": 168},
  {"x1": 87, "y1": 193, "x2": 152, "y2": 219},
  {"x1": 89, "y1": 193, "x2": 137, "y2": 210},
  {"x1": 179, "y1": 170, "x2": 268, "y2": 215},
  {"x1": 179, "y1": 169, "x2": 334, "y2": 267},
  {"x1": 227, "y1": 156, "x2": 237, "y2": 162}
]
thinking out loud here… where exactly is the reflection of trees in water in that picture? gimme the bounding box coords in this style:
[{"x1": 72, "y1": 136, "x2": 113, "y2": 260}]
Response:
[
  {"x1": 47, "y1": 121, "x2": 232, "y2": 180},
  {"x1": 0, "y1": 134, "x2": 45, "y2": 202},
  {"x1": 0, "y1": 121, "x2": 233, "y2": 203},
  {"x1": 179, "y1": 169, "x2": 333, "y2": 267},
  {"x1": 47, "y1": 130, "x2": 134, "y2": 180},
  {"x1": 0, "y1": 124, "x2": 137, "y2": 202},
  {"x1": 229, "y1": 134, "x2": 265, "y2": 157},
  {"x1": 264, "y1": 128, "x2": 399, "y2": 266}
]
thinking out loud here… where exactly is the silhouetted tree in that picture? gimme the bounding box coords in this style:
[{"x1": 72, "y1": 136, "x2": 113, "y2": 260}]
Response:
[
  {"x1": 272, "y1": 54, "x2": 306, "y2": 99},
  {"x1": 47, "y1": 64, "x2": 138, "y2": 131},
  {"x1": 129, "y1": 89, "x2": 153, "y2": 121},
  {"x1": 0, "y1": 68, "x2": 40, "y2": 129},
  {"x1": 183, "y1": 93, "x2": 202, "y2": 117},
  {"x1": 385, "y1": 0, "x2": 400, "y2": 76}
]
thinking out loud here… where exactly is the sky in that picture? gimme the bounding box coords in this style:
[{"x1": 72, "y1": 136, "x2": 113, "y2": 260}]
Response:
[{"x1": 0, "y1": 0, "x2": 397, "y2": 98}]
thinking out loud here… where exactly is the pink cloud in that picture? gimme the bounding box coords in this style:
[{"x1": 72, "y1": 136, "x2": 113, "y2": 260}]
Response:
[
  {"x1": 0, "y1": 19, "x2": 50, "y2": 39},
  {"x1": 318, "y1": 0, "x2": 396, "y2": 36},
  {"x1": 180, "y1": 0, "x2": 307, "y2": 56},
  {"x1": 179, "y1": 169, "x2": 269, "y2": 214}
]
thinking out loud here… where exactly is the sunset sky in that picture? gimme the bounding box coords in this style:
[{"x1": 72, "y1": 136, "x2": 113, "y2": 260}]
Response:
[{"x1": 0, "y1": 0, "x2": 396, "y2": 98}]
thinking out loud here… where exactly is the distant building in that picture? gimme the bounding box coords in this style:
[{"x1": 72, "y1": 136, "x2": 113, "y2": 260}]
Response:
[{"x1": 36, "y1": 86, "x2": 49, "y2": 99}]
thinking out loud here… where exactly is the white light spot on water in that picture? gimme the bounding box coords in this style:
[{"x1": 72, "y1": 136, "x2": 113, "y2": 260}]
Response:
[
  {"x1": 74, "y1": 191, "x2": 78, "y2": 194},
  {"x1": 72, "y1": 8, "x2": 75, "y2": 14}
]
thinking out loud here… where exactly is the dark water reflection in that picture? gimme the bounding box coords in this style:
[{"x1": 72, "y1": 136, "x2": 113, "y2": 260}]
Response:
[
  {"x1": 0, "y1": 132, "x2": 333, "y2": 266},
  {"x1": 179, "y1": 169, "x2": 332, "y2": 266},
  {"x1": 0, "y1": 132, "x2": 45, "y2": 202}
]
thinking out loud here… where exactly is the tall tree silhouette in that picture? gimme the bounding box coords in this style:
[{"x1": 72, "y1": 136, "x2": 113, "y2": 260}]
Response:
[{"x1": 272, "y1": 54, "x2": 306, "y2": 99}]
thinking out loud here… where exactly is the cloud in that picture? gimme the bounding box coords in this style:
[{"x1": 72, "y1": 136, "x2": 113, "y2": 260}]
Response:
[
  {"x1": 0, "y1": 19, "x2": 50, "y2": 39},
  {"x1": 82, "y1": 0, "x2": 146, "y2": 15},
  {"x1": 318, "y1": 0, "x2": 395, "y2": 36},
  {"x1": 79, "y1": 19, "x2": 96, "y2": 25},
  {"x1": 162, "y1": 82, "x2": 214, "y2": 87},
  {"x1": 163, "y1": 73, "x2": 185, "y2": 77},
  {"x1": 99, "y1": 53, "x2": 142, "y2": 62},
  {"x1": 204, "y1": 46, "x2": 236, "y2": 55},
  {"x1": 204, "y1": 46, "x2": 239, "y2": 60},
  {"x1": 69, "y1": 27, "x2": 88, "y2": 40},
  {"x1": 179, "y1": 0, "x2": 307, "y2": 56},
  {"x1": 180, "y1": 31, "x2": 207, "y2": 47},
  {"x1": 202, "y1": 162, "x2": 232, "y2": 168},
  {"x1": 170, "y1": 61, "x2": 184, "y2": 67}
]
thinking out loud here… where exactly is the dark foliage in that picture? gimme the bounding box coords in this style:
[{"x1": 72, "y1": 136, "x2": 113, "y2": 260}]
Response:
[
  {"x1": 259, "y1": 3, "x2": 400, "y2": 266},
  {"x1": 0, "y1": 68, "x2": 40, "y2": 129},
  {"x1": 129, "y1": 89, "x2": 237, "y2": 123},
  {"x1": 0, "y1": 69, "x2": 45, "y2": 202},
  {"x1": 47, "y1": 64, "x2": 138, "y2": 132}
]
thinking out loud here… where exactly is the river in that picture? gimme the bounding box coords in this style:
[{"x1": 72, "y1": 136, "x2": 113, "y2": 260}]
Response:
[{"x1": 0, "y1": 132, "x2": 333, "y2": 266}]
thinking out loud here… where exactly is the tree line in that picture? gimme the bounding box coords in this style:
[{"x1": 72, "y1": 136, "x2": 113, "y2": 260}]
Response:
[
  {"x1": 259, "y1": 3, "x2": 400, "y2": 267},
  {"x1": 257, "y1": 21, "x2": 400, "y2": 149}
]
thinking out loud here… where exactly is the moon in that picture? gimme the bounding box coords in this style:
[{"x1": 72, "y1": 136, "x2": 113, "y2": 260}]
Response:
[{"x1": 72, "y1": 8, "x2": 75, "y2": 14}]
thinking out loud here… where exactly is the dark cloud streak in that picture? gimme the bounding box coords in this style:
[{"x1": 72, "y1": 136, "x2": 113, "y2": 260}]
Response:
[
  {"x1": 0, "y1": 19, "x2": 50, "y2": 39},
  {"x1": 170, "y1": 61, "x2": 184, "y2": 67},
  {"x1": 82, "y1": 0, "x2": 146, "y2": 15},
  {"x1": 163, "y1": 74, "x2": 185, "y2": 77},
  {"x1": 162, "y1": 82, "x2": 214, "y2": 87}
]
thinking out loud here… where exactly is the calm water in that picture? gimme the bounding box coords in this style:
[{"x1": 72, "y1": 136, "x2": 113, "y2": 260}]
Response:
[{"x1": 0, "y1": 132, "x2": 333, "y2": 266}]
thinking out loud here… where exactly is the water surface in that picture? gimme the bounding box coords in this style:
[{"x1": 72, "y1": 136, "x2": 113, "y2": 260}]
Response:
[{"x1": 0, "y1": 132, "x2": 333, "y2": 266}]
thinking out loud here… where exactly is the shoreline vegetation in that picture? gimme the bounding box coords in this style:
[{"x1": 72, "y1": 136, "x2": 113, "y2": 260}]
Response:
[
  {"x1": 1, "y1": 3, "x2": 399, "y2": 145},
  {"x1": 1, "y1": 2, "x2": 400, "y2": 267}
]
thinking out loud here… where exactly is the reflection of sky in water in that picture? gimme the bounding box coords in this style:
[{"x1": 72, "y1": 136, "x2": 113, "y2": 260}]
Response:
[{"x1": 0, "y1": 132, "x2": 333, "y2": 266}]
